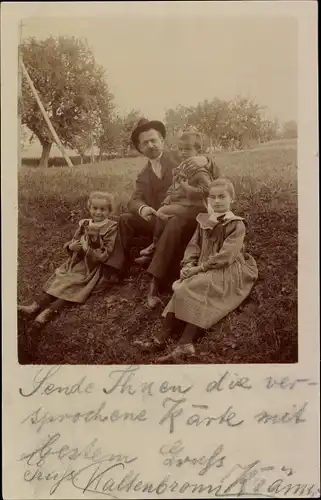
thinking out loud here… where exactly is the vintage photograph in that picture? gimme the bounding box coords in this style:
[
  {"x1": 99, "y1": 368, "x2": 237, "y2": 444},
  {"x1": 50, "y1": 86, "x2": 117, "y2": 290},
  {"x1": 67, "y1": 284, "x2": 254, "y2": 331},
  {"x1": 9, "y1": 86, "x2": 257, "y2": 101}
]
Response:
[{"x1": 17, "y1": 14, "x2": 298, "y2": 365}]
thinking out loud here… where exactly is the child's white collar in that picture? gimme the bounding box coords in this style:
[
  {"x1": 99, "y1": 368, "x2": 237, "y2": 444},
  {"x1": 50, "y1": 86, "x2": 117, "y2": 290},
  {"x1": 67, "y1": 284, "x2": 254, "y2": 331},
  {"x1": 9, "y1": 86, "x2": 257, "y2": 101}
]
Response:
[
  {"x1": 89, "y1": 218, "x2": 111, "y2": 228},
  {"x1": 208, "y1": 210, "x2": 235, "y2": 222},
  {"x1": 79, "y1": 218, "x2": 111, "y2": 229},
  {"x1": 197, "y1": 210, "x2": 244, "y2": 229}
]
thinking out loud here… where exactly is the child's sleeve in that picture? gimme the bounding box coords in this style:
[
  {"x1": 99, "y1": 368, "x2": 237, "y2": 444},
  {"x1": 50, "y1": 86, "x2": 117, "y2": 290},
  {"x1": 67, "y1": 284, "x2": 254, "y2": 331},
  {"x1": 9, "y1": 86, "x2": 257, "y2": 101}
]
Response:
[
  {"x1": 162, "y1": 193, "x2": 172, "y2": 206},
  {"x1": 162, "y1": 181, "x2": 176, "y2": 205},
  {"x1": 186, "y1": 170, "x2": 212, "y2": 199},
  {"x1": 181, "y1": 225, "x2": 202, "y2": 268},
  {"x1": 205, "y1": 156, "x2": 220, "y2": 180},
  {"x1": 161, "y1": 165, "x2": 183, "y2": 205},
  {"x1": 63, "y1": 221, "x2": 84, "y2": 253},
  {"x1": 201, "y1": 221, "x2": 246, "y2": 272},
  {"x1": 86, "y1": 225, "x2": 118, "y2": 264}
]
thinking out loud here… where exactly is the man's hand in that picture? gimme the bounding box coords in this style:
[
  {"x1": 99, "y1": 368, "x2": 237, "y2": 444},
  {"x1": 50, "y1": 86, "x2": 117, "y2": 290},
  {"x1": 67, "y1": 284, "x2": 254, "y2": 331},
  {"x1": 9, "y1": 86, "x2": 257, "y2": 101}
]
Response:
[
  {"x1": 156, "y1": 209, "x2": 174, "y2": 221},
  {"x1": 69, "y1": 240, "x2": 83, "y2": 252},
  {"x1": 140, "y1": 206, "x2": 157, "y2": 221}
]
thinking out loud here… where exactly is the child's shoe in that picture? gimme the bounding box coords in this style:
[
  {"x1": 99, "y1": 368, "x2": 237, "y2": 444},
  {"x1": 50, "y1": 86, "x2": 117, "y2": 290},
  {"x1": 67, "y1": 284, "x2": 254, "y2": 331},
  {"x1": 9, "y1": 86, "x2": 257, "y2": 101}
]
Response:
[
  {"x1": 18, "y1": 302, "x2": 40, "y2": 315},
  {"x1": 157, "y1": 343, "x2": 196, "y2": 362},
  {"x1": 33, "y1": 308, "x2": 52, "y2": 327}
]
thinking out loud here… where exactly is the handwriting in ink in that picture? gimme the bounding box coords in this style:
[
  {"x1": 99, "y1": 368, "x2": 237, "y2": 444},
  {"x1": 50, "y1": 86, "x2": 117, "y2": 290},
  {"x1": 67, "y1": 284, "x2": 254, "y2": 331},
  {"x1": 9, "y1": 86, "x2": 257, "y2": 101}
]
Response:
[
  {"x1": 19, "y1": 366, "x2": 94, "y2": 398},
  {"x1": 206, "y1": 371, "x2": 252, "y2": 393},
  {"x1": 219, "y1": 461, "x2": 319, "y2": 498},
  {"x1": 102, "y1": 366, "x2": 193, "y2": 397},
  {"x1": 254, "y1": 402, "x2": 308, "y2": 424},
  {"x1": 21, "y1": 402, "x2": 148, "y2": 433},
  {"x1": 19, "y1": 432, "x2": 138, "y2": 469},
  {"x1": 159, "y1": 397, "x2": 244, "y2": 434},
  {"x1": 265, "y1": 377, "x2": 318, "y2": 390},
  {"x1": 23, "y1": 456, "x2": 320, "y2": 498},
  {"x1": 159, "y1": 439, "x2": 226, "y2": 476}
]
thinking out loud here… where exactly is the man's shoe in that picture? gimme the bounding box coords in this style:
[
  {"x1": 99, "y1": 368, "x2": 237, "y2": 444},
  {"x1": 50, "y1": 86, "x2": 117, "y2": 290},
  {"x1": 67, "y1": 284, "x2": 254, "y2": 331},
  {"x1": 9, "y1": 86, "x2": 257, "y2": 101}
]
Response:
[
  {"x1": 140, "y1": 243, "x2": 156, "y2": 257},
  {"x1": 134, "y1": 255, "x2": 152, "y2": 265}
]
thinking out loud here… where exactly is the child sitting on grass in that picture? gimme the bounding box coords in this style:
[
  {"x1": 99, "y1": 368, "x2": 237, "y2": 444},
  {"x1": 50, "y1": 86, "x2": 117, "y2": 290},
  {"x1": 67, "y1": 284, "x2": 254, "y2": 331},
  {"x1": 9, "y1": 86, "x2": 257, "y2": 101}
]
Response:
[
  {"x1": 18, "y1": 191, "x2": 118, "y2": 328},
  {"x1": 134, "y1": 178, "x2": 258, "y2": 361},
  {"x1": 135, "y1": 130, "x2": 216, "y2": 264}
]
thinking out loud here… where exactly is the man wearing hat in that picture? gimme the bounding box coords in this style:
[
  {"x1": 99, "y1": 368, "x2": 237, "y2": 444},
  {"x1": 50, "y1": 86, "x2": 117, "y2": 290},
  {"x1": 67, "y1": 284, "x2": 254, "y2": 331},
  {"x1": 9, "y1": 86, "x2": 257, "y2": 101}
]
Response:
[{"x1": 107, "y1": 118, "x2": 219, "y2": 307}]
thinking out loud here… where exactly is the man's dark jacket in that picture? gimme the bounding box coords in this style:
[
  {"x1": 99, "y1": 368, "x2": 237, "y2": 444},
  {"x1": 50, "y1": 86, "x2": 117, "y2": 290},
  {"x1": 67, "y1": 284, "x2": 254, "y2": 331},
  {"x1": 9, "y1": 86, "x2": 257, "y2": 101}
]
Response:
[{"x1": 128, "y1": 151, "x2": 220, "y2": 215}]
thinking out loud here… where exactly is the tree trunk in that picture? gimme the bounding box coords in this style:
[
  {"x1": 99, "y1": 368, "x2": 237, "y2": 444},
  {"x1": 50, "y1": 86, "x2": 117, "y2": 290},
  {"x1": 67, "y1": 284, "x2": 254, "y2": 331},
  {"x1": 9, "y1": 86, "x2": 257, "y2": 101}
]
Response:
[{"x1": 39, "y1": 142, "x2": 52, "y2": 168}]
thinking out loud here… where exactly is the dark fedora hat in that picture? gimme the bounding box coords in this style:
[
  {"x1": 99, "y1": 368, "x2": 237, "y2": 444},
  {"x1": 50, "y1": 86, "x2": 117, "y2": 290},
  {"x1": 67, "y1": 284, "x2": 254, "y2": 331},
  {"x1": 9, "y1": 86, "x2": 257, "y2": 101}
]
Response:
[{"x1": 131, "y1": 118, "x2": 166, "y2": 150}]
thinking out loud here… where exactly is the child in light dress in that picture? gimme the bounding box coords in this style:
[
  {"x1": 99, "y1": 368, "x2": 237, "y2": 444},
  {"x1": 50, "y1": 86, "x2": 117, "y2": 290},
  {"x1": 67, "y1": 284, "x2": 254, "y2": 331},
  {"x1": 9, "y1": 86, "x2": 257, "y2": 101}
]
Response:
[
  {"x1": 135, "y1": 178, "x2": 258, "y2": 361},
  {"x1": 18, "y1": 191, "x2": 118, "y2": 328},
  {"x1": 136, "y1": 131, "x2": 215, "y2": 264}
]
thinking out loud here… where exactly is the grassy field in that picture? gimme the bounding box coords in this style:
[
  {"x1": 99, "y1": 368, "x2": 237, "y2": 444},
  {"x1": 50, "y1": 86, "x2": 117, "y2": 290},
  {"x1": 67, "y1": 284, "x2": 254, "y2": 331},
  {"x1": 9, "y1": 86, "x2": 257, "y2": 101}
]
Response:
[{"x1": 18, "y1": 139, "x2": 298, "y2": 364}]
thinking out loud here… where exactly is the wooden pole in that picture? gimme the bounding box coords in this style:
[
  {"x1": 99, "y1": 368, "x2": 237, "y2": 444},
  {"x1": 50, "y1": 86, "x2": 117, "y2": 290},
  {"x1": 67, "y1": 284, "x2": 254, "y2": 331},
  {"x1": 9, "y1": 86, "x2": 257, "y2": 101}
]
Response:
[{"x1": 20, "y1": 58, "x2": 74, "y2": 167}]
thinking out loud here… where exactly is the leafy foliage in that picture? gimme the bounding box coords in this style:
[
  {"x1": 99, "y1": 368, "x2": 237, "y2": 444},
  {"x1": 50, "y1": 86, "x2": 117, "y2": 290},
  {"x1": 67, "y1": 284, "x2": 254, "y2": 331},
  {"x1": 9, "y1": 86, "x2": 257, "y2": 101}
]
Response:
[
  {"x1": 98, "y1": 109, "x2": 142, "y2": 156},
  {"x1": 165, "y1": 96, "x2": 280, "y2": 150},
  {"x1": 20, "y1": 36, "x2": 114, "y2": 166}
]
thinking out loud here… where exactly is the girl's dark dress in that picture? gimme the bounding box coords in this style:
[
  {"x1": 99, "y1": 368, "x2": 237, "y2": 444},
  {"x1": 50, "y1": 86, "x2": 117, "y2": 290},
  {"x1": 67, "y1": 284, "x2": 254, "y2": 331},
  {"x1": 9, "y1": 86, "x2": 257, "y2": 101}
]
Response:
[{"x1": 43, "y1": 218, "x2": 118, "y2": 303}]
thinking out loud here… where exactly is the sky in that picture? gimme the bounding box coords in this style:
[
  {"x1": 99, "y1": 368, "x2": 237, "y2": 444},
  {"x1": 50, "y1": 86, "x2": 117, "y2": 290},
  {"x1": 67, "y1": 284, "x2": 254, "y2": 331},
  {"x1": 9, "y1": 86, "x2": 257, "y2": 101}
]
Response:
[{"x1": 21, "y1": 14, "x2": 297, "y2": 124}]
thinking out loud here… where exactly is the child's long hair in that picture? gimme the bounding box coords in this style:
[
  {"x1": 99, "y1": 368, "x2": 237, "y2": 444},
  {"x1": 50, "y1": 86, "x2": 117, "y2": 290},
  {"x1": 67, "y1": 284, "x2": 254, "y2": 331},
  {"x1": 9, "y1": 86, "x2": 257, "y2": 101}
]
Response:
[
  {"x1": 208, "y1": 178, "x2": 235, "y2": 199},
  {"x1": 87, "y1": 191, "x2": 114, "y2": 212}
]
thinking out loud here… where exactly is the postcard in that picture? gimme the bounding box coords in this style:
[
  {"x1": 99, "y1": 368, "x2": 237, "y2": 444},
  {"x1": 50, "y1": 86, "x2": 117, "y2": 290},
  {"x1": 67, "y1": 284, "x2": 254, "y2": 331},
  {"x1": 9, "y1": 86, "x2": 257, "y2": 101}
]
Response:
[{"x1": 1, "y1": 1, "x2": 319, "y2": 498}]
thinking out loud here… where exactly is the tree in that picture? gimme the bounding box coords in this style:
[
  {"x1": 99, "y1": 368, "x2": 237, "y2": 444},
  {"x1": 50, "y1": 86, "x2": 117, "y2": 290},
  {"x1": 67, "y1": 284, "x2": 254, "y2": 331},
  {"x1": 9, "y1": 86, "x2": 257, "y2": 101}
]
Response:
[
  {"x1": 95, "y1": 91, "x2": 116, "y2": 158},
  {"x1": 259, "y1": 118, "x2": 279, "y2": 143},
  {"x1": 164, "y1": 96, "x2": 280, "y2": 151},
  {"x1": 71, "y1": 133, "x2": 92, "y2": 164},
  {"x1": 187, "y1": 99, "x2": 231, "y2": 149},
  {"x1": 282, "y1": 120, "x2": 298, "y2": 139},
  {"x1": 20, "y1": 124, "x2": 33, "y2": 149},
  {"x1": 225, "y1": 96, "x2": 263, "y2": 149},
  {"x1": 20, "y1": 36, "x2": 114, "y2": 167},
  {"x1": 164, "y1": 105, "x2": 192, "y2": 147},
  {"x1": 97, "y1": 114, "x2": 123, "y2": 158},
  {"x1": 120, "y1": 109, "x2": 142, "y2": 154},
  {"x1": 164, "y1": 97, "x2": 267, "y2": 151},
  {"x1": 98, "y1": 109, "x2": 141, "y2": 157}
]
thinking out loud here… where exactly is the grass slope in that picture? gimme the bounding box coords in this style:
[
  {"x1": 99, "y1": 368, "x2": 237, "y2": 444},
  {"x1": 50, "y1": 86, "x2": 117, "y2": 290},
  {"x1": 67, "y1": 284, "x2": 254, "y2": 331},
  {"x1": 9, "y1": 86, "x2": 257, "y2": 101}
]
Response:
[{"x1": 18, "y1": 140, "x2": 298, "y2": 364}]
